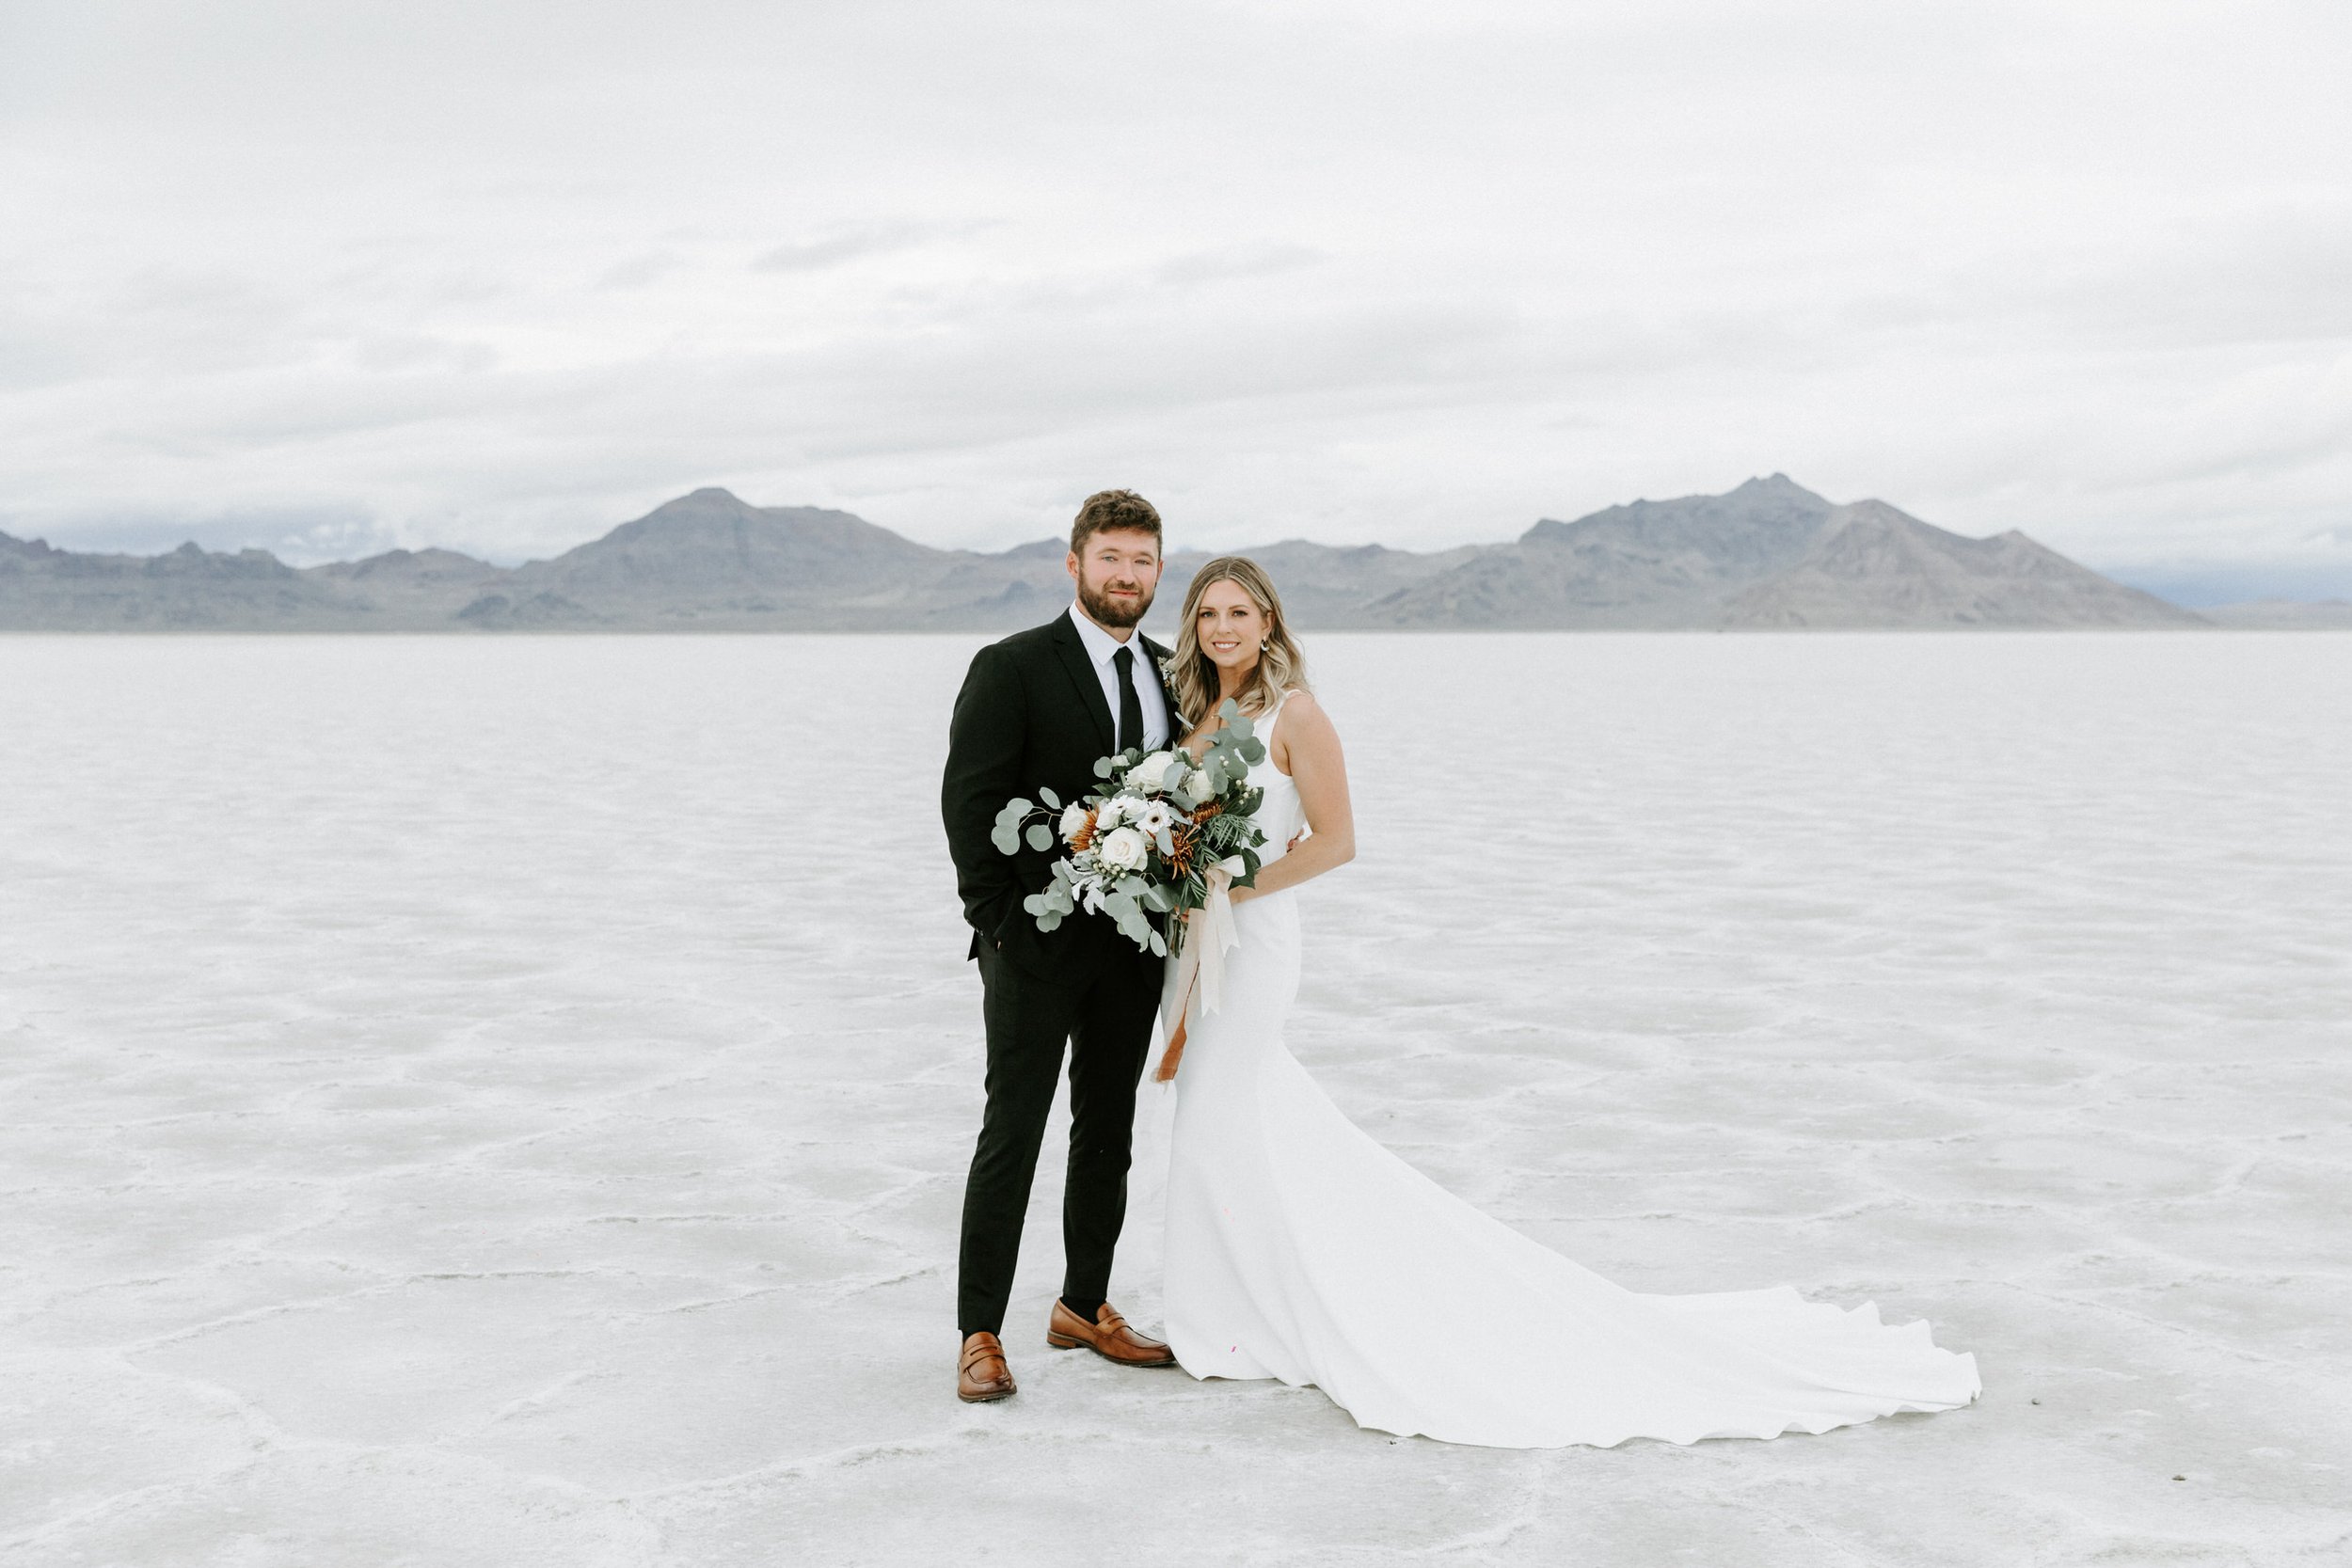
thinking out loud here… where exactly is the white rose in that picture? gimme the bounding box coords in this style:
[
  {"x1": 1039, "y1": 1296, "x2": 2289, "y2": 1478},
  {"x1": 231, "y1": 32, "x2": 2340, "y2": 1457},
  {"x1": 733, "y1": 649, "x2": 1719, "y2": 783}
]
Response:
[
  {"x1": 1125, "y1": 751, "x2": 1182, "y2": 794},
  {"x1": 1182, "y1": 768, "x2": 1212, "y2": 799},
  {"x1": 1098, "y1": 826, "x2": 1150, "y2": 872},
  {"x1": 1059, "y1": 801, "x2": 1091, "y2": 843},
  {"x1": 1095, "y1": 797, "x2": 1126, "y2": 831}
]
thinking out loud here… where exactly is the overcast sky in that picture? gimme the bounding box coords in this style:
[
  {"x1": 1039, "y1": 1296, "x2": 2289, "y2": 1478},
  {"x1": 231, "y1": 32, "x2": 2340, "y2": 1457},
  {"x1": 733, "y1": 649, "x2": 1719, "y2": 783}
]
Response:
[{"x1": 4, "y1": 1, "x2": 2348, "y2": 598}]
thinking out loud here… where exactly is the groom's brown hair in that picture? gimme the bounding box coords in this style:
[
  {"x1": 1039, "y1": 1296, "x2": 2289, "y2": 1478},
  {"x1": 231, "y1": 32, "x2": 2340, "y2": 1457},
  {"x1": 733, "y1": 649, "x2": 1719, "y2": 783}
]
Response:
[{"x1": 1070, "y1": 489, "x2": 1162, "y2": 554}]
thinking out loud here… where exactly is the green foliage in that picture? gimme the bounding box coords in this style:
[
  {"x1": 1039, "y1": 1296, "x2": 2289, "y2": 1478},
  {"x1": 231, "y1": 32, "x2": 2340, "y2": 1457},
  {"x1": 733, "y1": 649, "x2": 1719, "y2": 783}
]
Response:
[
  {"x1": 994, "y1": 721, "x2": 1276, "y2": 953},
  {"x1": 992, "y1": 796, "x2": 1034, "y2": 857},
  {"x1": 1196, "y1": 700, "x2": 1269, "y2": 789},
  {"x1": 1201, "y1": 812, "x2": 1252, "y2": 852}
]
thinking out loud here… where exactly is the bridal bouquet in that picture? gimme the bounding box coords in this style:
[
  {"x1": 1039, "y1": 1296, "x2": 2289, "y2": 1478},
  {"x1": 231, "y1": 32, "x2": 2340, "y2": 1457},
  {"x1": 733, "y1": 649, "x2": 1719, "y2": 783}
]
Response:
[{"x1": 991, "y1": 698, "x2": 1270, "y2": 961}]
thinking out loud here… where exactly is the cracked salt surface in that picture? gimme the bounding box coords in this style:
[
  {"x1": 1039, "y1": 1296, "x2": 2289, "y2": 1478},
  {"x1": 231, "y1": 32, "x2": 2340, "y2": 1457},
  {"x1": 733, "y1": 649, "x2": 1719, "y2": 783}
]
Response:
[{"x1": 2, "y1": 630, "x2": 2347, "y2": 1566}]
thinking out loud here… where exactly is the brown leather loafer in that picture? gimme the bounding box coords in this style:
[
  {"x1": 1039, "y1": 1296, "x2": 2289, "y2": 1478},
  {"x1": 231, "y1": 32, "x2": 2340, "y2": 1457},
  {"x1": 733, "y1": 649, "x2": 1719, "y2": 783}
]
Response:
[
  {"x1": 1046, "y1": 1299, "x2": 1176, "y2": 1368},
  {"x1": 958, "y1": 1331, "x2": 1016, "y2": 1402}
]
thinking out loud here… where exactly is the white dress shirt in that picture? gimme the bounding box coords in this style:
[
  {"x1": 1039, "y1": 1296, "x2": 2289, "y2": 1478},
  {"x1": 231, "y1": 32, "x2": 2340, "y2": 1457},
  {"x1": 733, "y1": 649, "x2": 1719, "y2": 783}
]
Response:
[{"x1": 1067, "y1": 603, "x2": 1170, "y2": 752}]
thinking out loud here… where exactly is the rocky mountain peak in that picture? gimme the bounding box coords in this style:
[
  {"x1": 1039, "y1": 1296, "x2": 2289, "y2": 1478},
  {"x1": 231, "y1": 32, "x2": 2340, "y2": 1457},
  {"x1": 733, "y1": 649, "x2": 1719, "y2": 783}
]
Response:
[{"x1": 0, "y1": 480, "x2": 2217, "y2": 632}]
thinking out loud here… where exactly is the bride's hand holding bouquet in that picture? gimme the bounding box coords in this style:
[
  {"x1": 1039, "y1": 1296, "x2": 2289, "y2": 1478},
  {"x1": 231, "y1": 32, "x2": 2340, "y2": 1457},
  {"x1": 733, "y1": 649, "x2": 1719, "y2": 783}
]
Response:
[{"x1": 990, "y1": 697, "x2": 1271, "y2": 958}]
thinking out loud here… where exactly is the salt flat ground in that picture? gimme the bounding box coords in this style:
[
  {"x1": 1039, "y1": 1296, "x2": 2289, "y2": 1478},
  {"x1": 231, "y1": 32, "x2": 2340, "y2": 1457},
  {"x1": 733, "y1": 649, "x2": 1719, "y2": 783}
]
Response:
[{"x1": 1, "y1": 632, "x2": 2346, "y2": 1568}]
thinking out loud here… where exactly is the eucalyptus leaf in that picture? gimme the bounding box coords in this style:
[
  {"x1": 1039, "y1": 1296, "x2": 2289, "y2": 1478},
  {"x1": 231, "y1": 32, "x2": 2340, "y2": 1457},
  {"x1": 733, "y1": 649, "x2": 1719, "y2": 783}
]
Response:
[
  {"x1": 1148, "y1": 930, "x2": 1168, "y2": 958},
  {"x1": 1093, "y1": 758, "x2": 1115, "y2": 778},
  {"x1": 1039, "y1": 785, "x2": 1060, "y2": 809},
  {"x1": 991, "y1": 828, "x2": 1018, "y2": 856},
  {"x1": 1039, "y1": 912, "x2": 1063, "y2": 931},
  {"x1": 1025, "y1": 823, "x2": 1054, "y2": 851}
]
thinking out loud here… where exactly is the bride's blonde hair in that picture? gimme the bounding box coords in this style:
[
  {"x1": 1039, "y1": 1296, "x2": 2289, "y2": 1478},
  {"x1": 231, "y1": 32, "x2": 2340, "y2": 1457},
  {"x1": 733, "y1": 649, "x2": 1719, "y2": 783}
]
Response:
[{"x1": 1168, "y1": 556, "x2": 1310, "y2": 728}]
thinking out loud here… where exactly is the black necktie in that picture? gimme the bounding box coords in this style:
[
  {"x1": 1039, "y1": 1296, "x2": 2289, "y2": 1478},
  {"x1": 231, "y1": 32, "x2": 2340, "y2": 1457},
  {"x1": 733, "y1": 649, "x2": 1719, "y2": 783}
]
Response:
[{"x1": 1111, "y1": 644, "x2": 1144, "y2": 754}]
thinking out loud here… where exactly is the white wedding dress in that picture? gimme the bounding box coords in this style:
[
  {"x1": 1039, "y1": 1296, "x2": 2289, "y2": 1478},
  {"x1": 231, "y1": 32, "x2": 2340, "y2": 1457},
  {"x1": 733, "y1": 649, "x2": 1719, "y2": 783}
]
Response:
[{"x1": 1152, "y1": 691, "x2": 1980, "y2": 1448}]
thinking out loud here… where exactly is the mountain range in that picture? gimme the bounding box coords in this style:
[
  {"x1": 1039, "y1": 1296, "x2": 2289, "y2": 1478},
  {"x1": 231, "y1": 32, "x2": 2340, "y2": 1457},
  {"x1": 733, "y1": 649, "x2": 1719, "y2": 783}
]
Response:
[{"x1": 0, "y1": 476, "x2": 2233, "y2": 632}]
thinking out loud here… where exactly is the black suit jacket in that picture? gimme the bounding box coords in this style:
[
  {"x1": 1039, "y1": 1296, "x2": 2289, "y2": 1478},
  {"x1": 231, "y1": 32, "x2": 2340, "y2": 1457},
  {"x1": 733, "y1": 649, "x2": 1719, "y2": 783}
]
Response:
[{"x1": 941, "y1": 611, "x2": 1179, "y2": 984}]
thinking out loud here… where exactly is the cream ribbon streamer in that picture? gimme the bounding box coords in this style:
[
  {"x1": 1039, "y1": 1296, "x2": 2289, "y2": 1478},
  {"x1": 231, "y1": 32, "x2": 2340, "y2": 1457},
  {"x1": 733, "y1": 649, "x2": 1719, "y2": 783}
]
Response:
[{"x1": 1152, "y1": 857, "x2": 1247, "y2": 1083}]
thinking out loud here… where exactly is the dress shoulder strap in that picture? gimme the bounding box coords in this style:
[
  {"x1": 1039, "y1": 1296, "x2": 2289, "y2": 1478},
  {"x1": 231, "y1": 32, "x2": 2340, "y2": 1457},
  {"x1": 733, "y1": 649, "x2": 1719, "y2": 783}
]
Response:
[{"x1": 1257, "y1": 687, "x2": 1299, "y2": 738}]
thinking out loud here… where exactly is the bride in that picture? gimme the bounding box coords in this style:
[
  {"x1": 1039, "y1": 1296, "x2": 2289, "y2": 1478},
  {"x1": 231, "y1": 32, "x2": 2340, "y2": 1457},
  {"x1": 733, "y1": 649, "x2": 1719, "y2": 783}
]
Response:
[{"x1": 1147, "y1": 556, "x2": 1981, "y2": 1449}]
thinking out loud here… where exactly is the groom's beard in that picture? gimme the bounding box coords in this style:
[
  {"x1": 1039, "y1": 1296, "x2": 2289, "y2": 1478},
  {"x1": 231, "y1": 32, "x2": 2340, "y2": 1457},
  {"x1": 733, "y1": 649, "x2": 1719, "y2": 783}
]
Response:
[{"x1": 1078, "y1": 576, "x2": 1154, "y2": 630}]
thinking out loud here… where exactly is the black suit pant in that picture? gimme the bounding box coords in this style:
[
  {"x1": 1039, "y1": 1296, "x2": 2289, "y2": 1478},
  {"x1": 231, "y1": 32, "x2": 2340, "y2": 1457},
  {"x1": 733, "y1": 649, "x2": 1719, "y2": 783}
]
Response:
[{"x1": 958, "y1": 941, "x2": 1160, "y2": 1337}]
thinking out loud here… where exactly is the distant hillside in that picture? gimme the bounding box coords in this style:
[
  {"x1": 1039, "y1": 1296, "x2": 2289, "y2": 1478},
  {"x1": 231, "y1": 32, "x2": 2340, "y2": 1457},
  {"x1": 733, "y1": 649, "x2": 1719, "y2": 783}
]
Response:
[
  {"x1": 1, "y1": 478, "x2": 2221, "y2": 632},
  {"x1": 1719, "y1": 499, "x2": 2206, "y2": 629},
  {"x1": 1367, "y1": 474, "x2": 1837, "y2": 628},
  {"x1": 1158, "y1": 539, "x2": 1488, "y2": 630},
  {"x1": 2200, "y1": 599, "x2": 2352, "y2": 629},
  {"x1": 0, "y1": 531, "x2": 359, "y2": 630}
]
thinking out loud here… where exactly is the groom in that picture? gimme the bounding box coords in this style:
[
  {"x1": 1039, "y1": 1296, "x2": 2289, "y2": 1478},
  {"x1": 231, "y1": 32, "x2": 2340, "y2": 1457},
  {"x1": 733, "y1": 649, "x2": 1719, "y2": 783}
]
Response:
[{"x1": 939, "y1": 488, "x2": 1183, "y2": 1402}]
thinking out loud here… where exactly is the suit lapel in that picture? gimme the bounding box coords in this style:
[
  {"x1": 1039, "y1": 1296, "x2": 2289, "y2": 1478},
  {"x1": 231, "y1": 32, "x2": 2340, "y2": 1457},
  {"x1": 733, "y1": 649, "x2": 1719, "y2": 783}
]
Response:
[{"x1": 1048, "y1": 612, "x2": 1117, "y2": 755}]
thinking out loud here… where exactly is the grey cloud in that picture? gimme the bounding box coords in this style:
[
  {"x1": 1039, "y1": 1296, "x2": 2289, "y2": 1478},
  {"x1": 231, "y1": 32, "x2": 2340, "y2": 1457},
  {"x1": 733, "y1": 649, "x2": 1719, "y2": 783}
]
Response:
[
  {"x1": 753, "y1": 223, "x2": 936, "y2": 273},
  {"x1": 3, "y1": 0, "x2": 2348, "y2": 581},
  {"x1": 1151, "y1": 245, "x2": 1325, "y2": 288},
  {"x1": 596, "y1": 251, "x2": 686, "y2": 291},
  {"x1": 349, "y1": 335, "x2": 501, "y2": 374}
]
